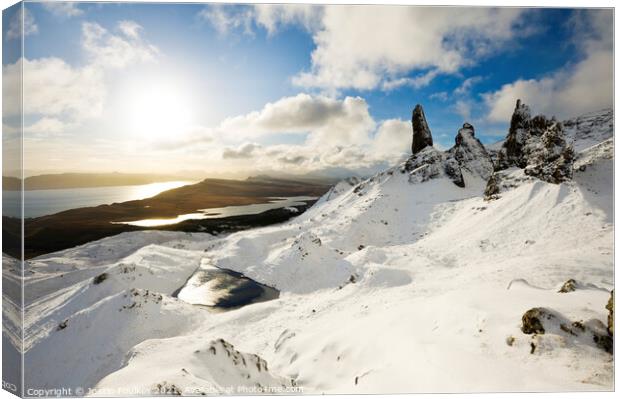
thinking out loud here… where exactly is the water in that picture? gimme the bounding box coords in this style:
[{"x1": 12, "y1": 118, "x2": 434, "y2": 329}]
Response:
[
  {"x1": 2, "y1": 181, "x2": 194, "y2": 218},
  {"x1": 115, "y1": 196, "x2": 317, "y2": 227},
  {"x1": 176, "y1": 264, "x2": 280, "y2": 309}
]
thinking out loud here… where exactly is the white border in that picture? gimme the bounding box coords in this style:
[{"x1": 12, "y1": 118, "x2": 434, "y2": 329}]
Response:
[{"x1": 0, "y1": 2, "x2": 616, "y2": 399}]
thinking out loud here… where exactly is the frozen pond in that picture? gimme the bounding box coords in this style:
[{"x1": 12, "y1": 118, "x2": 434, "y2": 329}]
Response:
[{"x1": 175, "y1": 264, "x2": 280, "y2": 309}]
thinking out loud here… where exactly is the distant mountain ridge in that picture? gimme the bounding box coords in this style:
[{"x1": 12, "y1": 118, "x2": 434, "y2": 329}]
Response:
[{"x1": 3, "y1": 173, "x2": 189, "y2": 191}]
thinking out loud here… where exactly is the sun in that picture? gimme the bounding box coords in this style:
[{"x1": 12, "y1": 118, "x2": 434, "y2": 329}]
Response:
[{"x1": 126, "y1": 84, "x2": 192, "y2": 140}]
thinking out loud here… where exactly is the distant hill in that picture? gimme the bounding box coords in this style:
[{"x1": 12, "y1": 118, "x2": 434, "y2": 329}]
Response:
[
  {"x1": 2, "y1": 176, "x2": 21, "y2": 190},
  {"x1": 2, "y1": 173, "x2": 189, "y2": 191},
  {"x1": 246, "y1": 174, "x2": 341, "y2": 186},
  {"x1": 3, "y1": 176, "x2": 331, "y2": 258}
]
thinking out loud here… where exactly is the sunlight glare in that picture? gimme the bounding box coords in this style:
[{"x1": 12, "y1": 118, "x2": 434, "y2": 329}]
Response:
[{"x1": 126, "y1": 84, "x2": 193, "y2": 140}]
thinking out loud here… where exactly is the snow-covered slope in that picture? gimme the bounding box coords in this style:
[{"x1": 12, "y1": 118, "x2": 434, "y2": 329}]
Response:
[
  {"x1": 564, "y1": 108, "x2": 613, "y2": 152},
  {"x1": 11, "y1": 105, "x2": 614, "y2": 395}
]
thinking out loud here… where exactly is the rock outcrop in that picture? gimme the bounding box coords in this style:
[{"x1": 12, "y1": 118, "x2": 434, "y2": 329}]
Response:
[
  {"x1": 447, "y1": 123, "x2": 494, "y2": 181},
  {"x1": 558, "y1": 279, "x2": 577, "y2": 293},
  {"x1": 499, "y1": 99, "x2": 532, "y2": 169},
  {"x1": 495, "y1": 100, "x2": 574, "y2": 184},
  {"x1": 405, "y1": 108, "x2": 493, "y2": 188},
  {"x1": 522, "y1": 116, "x2": 574, "y2": 183},
  {"x1": 411, "y1": 104, "x2": 433, "y2": 154},
  {"x1": 404, "y1": 146, "x2": 465, "y2": 187},
  {"x1": 521, "y1": 307, "x2": 550, "y2": 334},
  {"x1": 521, "y1": 307, "x2": 613, "y2": 354}
]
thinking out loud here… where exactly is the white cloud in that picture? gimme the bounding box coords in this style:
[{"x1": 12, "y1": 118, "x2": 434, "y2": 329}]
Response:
[
  {"x1": 289, "y1": 6, "x2": 526, "y2": 91},
  {"x1": 118, "y1": 20, "x2": 142, "y2": 40},
  {"x1": 372, "y1": 119, "x2": 411, "y2": 156},
  {"x1": 253, "y1": 4, "x2": 322, "y2": 35},
  {"x1": 217, "y1": 93, "x2": 375, "y2": 147},
  {"x1": 454, "y1": 100, "x2": 472, "y2": 121},
  {"x1": 198, "y1": 4, "x2": 321, "y2": 37},
  {"x1": 454, "y1": 76, "x2": 483, "y2": 96},
  {"x1": 222, "y1": 142, "x2": 262, "y2": 159},
  {"x1": 82, "y1": 21, "x2": 159, "y2": 69},
  {"x1": 483, "y1": 10, "x2": 612, "y2": 122},
  {"x1": 25, "y1": 117, "x2": 69, "y2": 135},
  {"x1": 197, "y1": 4, "x2": 254, "y2": 36},
  {"x1": 198, "y1": 5, "x2": 525, "y2": 92},
  {"x1": 42, "y1": 2, "x2": 83, "y2": 18},
  {"x1": 381, "y1": 70, "x2": 439, "y2": 91},
  {"x1": 3, "y1": 57, "x2": 105, "y2": 120},
  {"x1": 4, "y1": 20, "x2": 160, "y2": 134},
  {"x1": 6, "y1": 7, "x2": 38, "y2": 40},
  {"x1": 429, "y1": 92, "x2": 448, "y2": 102},
  {"x1": 209, "y1": 94, "x2": 413, "y2": 175}
]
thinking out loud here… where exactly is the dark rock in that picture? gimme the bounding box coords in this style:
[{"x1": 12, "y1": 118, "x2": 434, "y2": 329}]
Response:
[
  {"x1": 153, "y1": 382, "x2": 182, "y2": 396},
  {"x1": 523, "y1": 119, "x2": 574, "y2": 183},
  {"x1": 593, "y1": 332, "x2": 613, "y2": 354},
  {"x1": 607, "y1": 290, "x2": 614, "y2": 336},
  {"x1": 521, "y1": 307, "x2": 553, "y2": 334},
  {"x1": 572, "y1": 321, "x2": 586, "y2": 332},
  {"x1": 405, "y1": 146, "x2": 465, "y2": 188},
  {"x1": 484, "y1": 173, "x2": 501, "y2": 199},
  {"x1": 501, "y1": 99, "x2": 532, "y2": 169},
  {"x1": 494, "y1": 99, "x2": 574, "y2": 184},
  {"x1": 558, "y1": 279, "x2": 577, "y2": 293},
  {"x1": 411, "y1": 104, "x2": 433, "y2": 154},
  {"x1": 404, "y1": 146, "x2": 444, "y2": 179},
  {"x1": 57, "y1": 319, "x2": 68, "y2": 331},
  {"x1": 93, "y1": 273, "x2": 108, "y2": 285},
  {"x1": 448, "y1": 123, "x2": 494, "y2": 180},
  {"x1": 521, "y1": 307, "x2": 613, "y2": 355},
  {"x1": 560, "y1": 323, "x2": 578, "y2": 336},
  {"x1": 405, "y1": 107, "x2": 494, "y2": 188},
  {"x1": 443, "y1": 157, "x2": 465, "y2": 187}
]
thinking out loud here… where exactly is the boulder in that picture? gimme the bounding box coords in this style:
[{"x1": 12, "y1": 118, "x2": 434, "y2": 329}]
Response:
[
  {"x1": 558, "y1": 279, "x2": 577, "y2": 293},
  {"x1": 484, "y1": 172, "x2": 501, "y2": 199},
  {"x1": 521, "y1": 307, "x2": 551, "y2": 334}
]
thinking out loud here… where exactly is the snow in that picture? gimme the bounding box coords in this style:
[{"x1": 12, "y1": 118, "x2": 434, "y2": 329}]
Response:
[
  {"x1": 563, "y1": 108, "x2": 613, "y2": 152},
  {"x1": 490, "y1": 108, "x2": 613, "y2": 154},
  {"x1": 7, "y1": 110, "x2": 614, "y2": 394}
]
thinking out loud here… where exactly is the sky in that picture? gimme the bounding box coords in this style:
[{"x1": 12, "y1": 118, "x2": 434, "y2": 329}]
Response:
[{"x1": 1, "y1": 2, "x2": 614, "y2": 178}]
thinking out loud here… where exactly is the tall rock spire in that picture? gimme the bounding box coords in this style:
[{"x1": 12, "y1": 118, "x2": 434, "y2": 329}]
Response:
[
  {"x1": 411, "y1": 104, "x2": 433, "y2": 154},
  {"x1": 502, "y1": 99, "x2": 532, "y2": 168}
]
